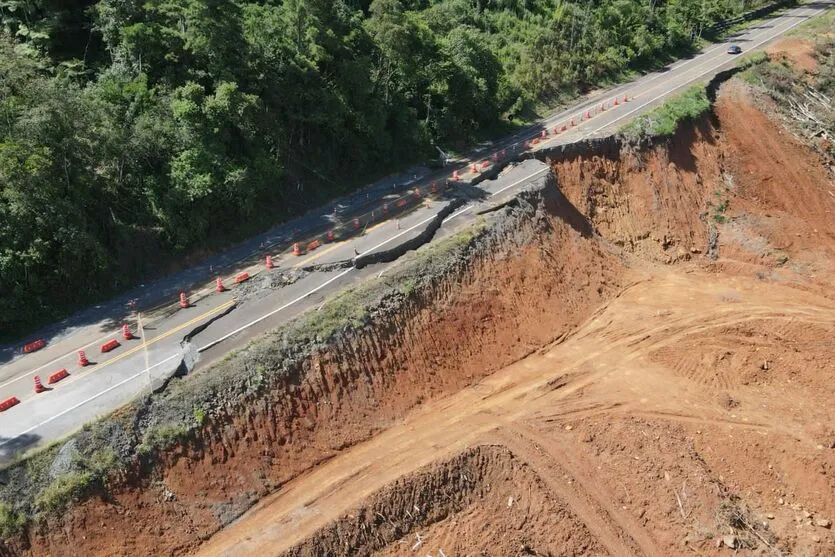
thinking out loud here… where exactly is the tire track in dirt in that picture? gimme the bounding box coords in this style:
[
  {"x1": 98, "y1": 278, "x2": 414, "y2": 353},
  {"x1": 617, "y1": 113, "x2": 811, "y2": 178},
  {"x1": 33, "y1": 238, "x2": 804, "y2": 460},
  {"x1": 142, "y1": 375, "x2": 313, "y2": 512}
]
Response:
[{"x1": 494, "y1": 425, "x2": 663, "y2": 557}]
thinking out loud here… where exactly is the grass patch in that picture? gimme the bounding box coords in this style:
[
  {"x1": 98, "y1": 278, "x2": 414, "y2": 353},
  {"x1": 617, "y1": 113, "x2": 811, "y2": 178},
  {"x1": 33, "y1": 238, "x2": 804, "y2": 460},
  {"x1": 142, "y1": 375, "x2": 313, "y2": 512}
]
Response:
[
  {"x1": 193, "y1": 407, "x2": 206, "y2": 426},
  {"x1": 296, "y1": 287, "x2": 371, "y2": 341},
  {"x1": 34, "y1": 472, "x2": 93, "y2": 516},
  {"x1": 736, "y1": 51, "x2": 769, "y2": 70},
  {"x1": 620, "y1": 85, "x2": 711, "y2": 142},
  {"x1": 136, "y1": 424, "x2": 188, "y2": 456},
  {"x1": 0, "y1": 503, "x2": 25, "y2": 538}
]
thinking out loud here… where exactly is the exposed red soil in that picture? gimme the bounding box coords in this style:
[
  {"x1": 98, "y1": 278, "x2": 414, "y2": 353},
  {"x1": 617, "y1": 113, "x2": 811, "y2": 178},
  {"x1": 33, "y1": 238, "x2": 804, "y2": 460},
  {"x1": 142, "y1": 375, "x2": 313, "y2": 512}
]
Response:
[
  {"x1": 16, "y1": 181, "x2": 623, "y2": 556},
  {"x1": 767, "y1": 37, "x2": 820, "y2": 73},
  {"x1": 11, "y1": 77, "x2": 835, "y2": 557},
  {"x1": 286, "y1": 445, "x2": 604, "y2": 557}
]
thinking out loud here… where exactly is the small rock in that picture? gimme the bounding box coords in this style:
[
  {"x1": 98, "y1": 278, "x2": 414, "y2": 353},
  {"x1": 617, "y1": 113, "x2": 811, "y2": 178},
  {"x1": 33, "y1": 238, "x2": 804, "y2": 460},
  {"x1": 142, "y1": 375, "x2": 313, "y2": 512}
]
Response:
[
  {"x1": 804, "y1": 510, "x2": 813, "y2": 519},
  {"x1": 690, "y1": 247, "x2": 702, "y2": 254},
  {"x1": 761, "y1": 360, "x2": 770, "y2": 371},
  {"x1": 722, "y1": 534, "x2": 737, "y2": 549},
  {"x1": 767, "y1": 513, "x2": 775, "y2": 519},
  {"x1": 812, "y1": 535, "x2": 821, "y2": 543},
  {"x1": 637, "y1": 508, "x2": 646, "y2": 519},
  {"x1": 814, "y1": 518, "x2": 831, "y2": 529},
  {"x1": 778, "y1": 498, "x2": 784, "y2": 505},
  {"x1": 564, "y1": 425, "x2": 573, "y2": 431}
]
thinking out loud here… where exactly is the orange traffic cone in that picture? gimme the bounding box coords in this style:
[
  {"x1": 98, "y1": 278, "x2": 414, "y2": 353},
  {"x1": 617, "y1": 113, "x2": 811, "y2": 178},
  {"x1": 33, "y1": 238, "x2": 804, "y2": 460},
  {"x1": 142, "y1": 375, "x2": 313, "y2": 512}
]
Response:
[
  {"x1": 541, "y1": 129, "x2": 547, "y2": 139},
  {"x1": 78, "y1": 350, "x2": 89, "y2": 367},
  {"x1": 179, "y1": 292, "x2": 188, "y2": 309},
  {"x1": 623, "y1": 94, "x2": 629, "y2": 103},
  {"x1": 216, "y1": 276, "x2": 225, "y2": 292},
  {"x1": 34, "y1": 375, "x2": 45, "y2": 393},
  {"x1": 266, "y1": 255, "x2": 273, "y2": 269},
  {"x1": 122, "y1": 324, "x2": 133, "y2": 340},
  {"x1": 600, "y1": 103, "x2": 605, "y2": 112},
  {"x1": 614, "y1": 97, "x2": 620, "y2": 106},
  {"x1": 353, "y1": 218, "x2": 360, "y2": 230},
  {"x1": 414, "y1": 188, "x2": 421, "y2": 199},
  {"x1": 327, "y1": 230, "x2": 335, "y2": 242},
  {"x1": 452, "y1": 170, "x2": 460, "y2": 181},
  {"x1": 570, "y1": 118, "x2": 576, "y2": 127},
  {"x1": 293, "y1": 242, "x2": 301, "y2": 256}
]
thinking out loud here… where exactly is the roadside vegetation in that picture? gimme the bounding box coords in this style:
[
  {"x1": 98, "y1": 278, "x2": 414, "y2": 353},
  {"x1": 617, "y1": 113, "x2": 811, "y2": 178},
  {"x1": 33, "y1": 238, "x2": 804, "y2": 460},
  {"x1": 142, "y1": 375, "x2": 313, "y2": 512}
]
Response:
[
  {"x1": 619, "y1": 85, "x2": 711, "y2": 141},
  {"x1": 0, "y1": 0, "x2": 789, "y2": 337},
  {"x1": 739, "y1": 12, "x2": 834, "y2": 163},
  {"x1": 0, "y1": 219, "x2": 491, "y2": 534}
]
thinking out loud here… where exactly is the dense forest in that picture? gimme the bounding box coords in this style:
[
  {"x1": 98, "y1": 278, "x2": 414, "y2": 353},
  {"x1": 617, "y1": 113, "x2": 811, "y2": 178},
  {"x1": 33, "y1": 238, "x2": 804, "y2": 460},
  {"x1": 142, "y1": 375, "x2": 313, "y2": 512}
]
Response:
[{"x1": 0, "y1": 0, "x2": 777, "y2": 336}]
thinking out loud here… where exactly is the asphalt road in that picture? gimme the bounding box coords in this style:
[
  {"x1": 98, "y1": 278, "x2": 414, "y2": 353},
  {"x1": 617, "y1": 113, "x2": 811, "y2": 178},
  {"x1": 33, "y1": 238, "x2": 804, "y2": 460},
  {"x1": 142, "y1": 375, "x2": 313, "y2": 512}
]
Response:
[{"x1": 0, "y1": 1, "x2": 830, "y2": 460}]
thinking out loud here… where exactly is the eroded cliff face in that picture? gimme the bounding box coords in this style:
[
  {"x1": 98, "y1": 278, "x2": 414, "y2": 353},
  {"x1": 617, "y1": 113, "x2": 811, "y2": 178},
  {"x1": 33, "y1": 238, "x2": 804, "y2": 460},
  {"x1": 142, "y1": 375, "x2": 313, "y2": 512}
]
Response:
[
  {"x1": 15, "y1": 169, "x2": 625, "y2": 556},
  {"x1": 544, "y1": 118, "x2": 722, "y2": 263},
  {"x1": 13, "y1": 80, "x2": 835, "y2": 557}
]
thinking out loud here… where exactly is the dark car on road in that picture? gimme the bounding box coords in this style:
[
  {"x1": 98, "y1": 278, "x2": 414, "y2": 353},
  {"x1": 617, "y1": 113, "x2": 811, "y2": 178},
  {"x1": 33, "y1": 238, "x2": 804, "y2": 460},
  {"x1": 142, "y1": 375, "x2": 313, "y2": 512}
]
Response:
[{"x1": 727, "y1": 45, "x2": 742, "y2": 54}]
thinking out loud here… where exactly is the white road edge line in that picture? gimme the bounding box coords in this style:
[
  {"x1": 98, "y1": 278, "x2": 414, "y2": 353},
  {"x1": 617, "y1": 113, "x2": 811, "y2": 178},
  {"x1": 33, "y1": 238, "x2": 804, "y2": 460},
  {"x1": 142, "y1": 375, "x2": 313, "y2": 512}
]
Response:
[
  {"x1": 0, "y1": 165, "x2": 553, "y2": 446},
  {"x1": 447, "y1": 166, "x2": 552, "y2": 223},
  {"x1": 517, "y1": 11, "x2": 796, "y2": 147},
  {"x1": 589, "y1": 6, "x2": 827, "y2": 135},
  {"x1": 0, "y1": 353, "x2": 182, "y2": 449},
  {"x1": 0, "y1": 8, "x2": 810, "y2": 393},
  {"x1": 3, "y1": 4, "x2": 824, "y2": 448}
]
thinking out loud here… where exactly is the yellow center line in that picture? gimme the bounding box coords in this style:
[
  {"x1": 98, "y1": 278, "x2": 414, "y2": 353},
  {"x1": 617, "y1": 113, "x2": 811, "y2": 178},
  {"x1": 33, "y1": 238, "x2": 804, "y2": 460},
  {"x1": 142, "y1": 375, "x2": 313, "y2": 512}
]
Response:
[
  {"x1": 293, "y1": 241, "x2": 348, "y2": 268},
  {"x1": 19, "y1": 299, "x2": 236, "y2": 402}
]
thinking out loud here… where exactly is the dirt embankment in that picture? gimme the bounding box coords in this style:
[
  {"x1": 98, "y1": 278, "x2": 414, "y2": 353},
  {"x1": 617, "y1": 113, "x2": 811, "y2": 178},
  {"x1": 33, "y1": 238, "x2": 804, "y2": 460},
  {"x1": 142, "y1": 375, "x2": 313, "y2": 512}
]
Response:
[
  {"x1": 6, "y1": 169, "x2": 623, "y2": 555},
  {"x1": 5, "y1": 77, "x2": 835, "y2": 556},
  {"x1": 197, "y1": 82, "x2": 833, "y2": 557}
]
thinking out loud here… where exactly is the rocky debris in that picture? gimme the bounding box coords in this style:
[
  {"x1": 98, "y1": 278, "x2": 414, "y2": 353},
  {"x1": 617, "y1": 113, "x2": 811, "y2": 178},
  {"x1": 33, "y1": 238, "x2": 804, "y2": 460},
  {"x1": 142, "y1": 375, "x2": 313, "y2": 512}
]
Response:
[
  {"x1": 814, "y1": 517, "x2": 831, "y2": 529},
  {"x1": 49, "y1": 439, "x2": 80, "y2": 479}
]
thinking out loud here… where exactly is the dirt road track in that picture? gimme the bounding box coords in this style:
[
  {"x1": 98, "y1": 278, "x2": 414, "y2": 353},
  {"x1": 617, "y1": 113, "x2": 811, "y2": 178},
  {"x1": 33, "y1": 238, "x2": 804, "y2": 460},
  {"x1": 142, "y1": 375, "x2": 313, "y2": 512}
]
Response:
[{"x1": 196, "y1": 267, "x2": 835, "y2": 556}]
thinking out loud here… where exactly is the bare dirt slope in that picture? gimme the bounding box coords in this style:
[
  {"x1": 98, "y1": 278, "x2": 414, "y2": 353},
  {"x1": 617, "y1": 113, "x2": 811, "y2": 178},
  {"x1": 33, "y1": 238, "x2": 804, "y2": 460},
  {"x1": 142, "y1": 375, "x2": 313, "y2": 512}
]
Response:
[{"x1": 193, "y1": 80, "x2": 835, "y2": 557}]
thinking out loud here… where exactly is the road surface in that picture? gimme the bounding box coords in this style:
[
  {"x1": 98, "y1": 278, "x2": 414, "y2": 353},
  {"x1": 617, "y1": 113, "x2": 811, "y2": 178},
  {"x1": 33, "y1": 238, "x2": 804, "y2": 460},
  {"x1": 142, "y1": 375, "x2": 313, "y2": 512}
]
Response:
[{"x1": 0, "y1": 1, "x2": 830, "y2": 459}]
